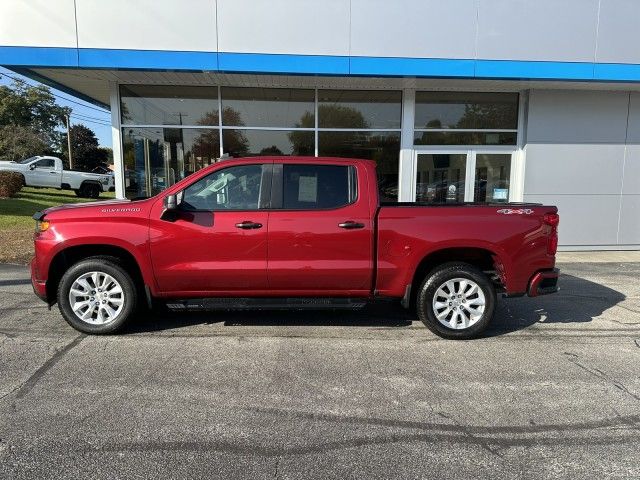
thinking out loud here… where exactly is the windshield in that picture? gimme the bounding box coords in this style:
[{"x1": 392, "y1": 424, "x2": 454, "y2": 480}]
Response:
[{"x1": 17, "y1": 156, "x2": 39, "y2": 164}]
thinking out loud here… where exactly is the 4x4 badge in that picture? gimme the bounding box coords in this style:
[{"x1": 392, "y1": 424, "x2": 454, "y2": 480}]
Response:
[{"x1": 497, "y1": 208, "x2": 534, "y2": 215}]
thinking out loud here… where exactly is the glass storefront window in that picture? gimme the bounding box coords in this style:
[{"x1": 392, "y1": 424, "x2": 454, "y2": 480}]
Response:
[
  {"x1": 221, "y1": 87, "x2": 314, "y2": 128},
  {"x1": 318, "y1": 90, "x2": 402, "y2": 129},
  {"x1": 415, "y1": 153, "x2": 467, "y2": 204},
  {"x1": 414, "y1": 92, "x2": 519, "y2": 130},
  {"x1": 223, "y1": 129, "x2": 314, "y2": 158},
  {"x1": 122, "y1": 127, "x2": 220, "y2": 199},
  {"x1": 474, "y1": 154, "x2": 511, "y2": 203},
  {"x1": 414, "y1": 131, "x2": 517, "y2": 146},
  {"x1": 120, "y1": 86, "x2": 219, "y2": 126},
  {"x1": 318, "y1": 131, "x2": 399, "y2": 202}
]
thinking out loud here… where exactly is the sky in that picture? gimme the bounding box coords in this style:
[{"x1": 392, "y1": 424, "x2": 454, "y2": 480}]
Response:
[{"x1": 0, "y1": 67, "x2": 112, "y2": 147}]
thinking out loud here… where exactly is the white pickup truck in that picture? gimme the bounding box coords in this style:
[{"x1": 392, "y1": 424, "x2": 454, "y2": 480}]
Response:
[{"x1": 0, "y1": 156, "x2": 114, "y2": 198}]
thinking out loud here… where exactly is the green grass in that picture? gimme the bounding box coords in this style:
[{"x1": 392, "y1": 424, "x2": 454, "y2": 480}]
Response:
[
  {"x1": 0, "y1": 186, "x2": 115, "y2": 263},
  {"x1": 0, "y1": 187, "x2": 115, "y2": 229}
]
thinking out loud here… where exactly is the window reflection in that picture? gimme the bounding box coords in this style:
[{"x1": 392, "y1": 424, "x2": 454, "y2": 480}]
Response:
[
  {"x1": 474, "y1": 154, "x2": 511, "y2": 203},
  {"x1": 122, "y1": 128, "x2": 220, "y2": 199},
  {"x1": 415, "y1": 92, "x2": 518, "y2": 130},
  {"x1": 318, "y1": 90, "x2": 402, "y2": 129},
  {"x1": 222, "y1": 87, "x2": 314, "y2": 128},
  {"x1": 223, "y1": 129, "x2": 314, "y2": 157},
  {"x1": 120, "y1": 85, "x2": 218, "y2": 126},
  {"x1": 318, "y1": 131, "x2": 399, "y2": 202},
  {"x1": 416, "y1": 153, "x2": 467, "y2": 204},
  {"x1": 414, "y1": 131, "x2": 517, "y2": 146}
]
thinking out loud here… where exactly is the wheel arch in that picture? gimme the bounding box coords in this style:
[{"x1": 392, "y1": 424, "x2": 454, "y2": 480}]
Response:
[
  {"x1": 46, "y1": 244, "x2": 149, "y2": 304},
  {"x1": 408, "y1": 246, "x2": 505, "y2": 310}
]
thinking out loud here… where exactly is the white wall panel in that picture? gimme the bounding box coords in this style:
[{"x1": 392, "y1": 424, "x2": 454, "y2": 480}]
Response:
[
  {"x1": 350, "y1": 0, "x2": 476, "y2": 59},
  {"x1": 527, "y1": 90, "x2": 629, "y2": 144},
  {"x1": 622, "y1": 145, "x2": 640, "y2": 195},
  {"x1": 596, "y1": 0, "x2": 640, "y2": 64},
  {"x1": 76, "y1": 0, "x2": 217, "y2": 51},
  {"x1": 523, "y1": 144, "x2": 625, "y2": 196},
  {"x1": 477, "y1": 0, "x2": 599, "y2": 62},
  {"x1": 218, "y1": 0, "x2": 349, "y2": 56},
  {"x1": 0, "y1": 0, "x2": 77, "y2": 48},
  {"x1": 618, "y1": 195, "x2": 640, "y2": 244},
  {"x1": 523, "y1": 194, "x2": 620, "y2": 246}
]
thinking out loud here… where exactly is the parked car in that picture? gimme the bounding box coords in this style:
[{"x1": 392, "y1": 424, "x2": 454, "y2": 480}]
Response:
[
  {"x1": 30, "y1": 157, "x2": 559, "y2": 339},
  {"x1": 0, "y1": 156, "x2": 114, "y2": 198}
]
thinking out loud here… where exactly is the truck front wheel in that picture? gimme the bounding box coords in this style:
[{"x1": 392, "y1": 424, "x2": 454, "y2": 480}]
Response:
[
  {"x1": 416, "y1": 262, "x2": 496, "y2": 339},
  {"x1": 57, "y1": 257, "x2": 137, "y2": 334}
]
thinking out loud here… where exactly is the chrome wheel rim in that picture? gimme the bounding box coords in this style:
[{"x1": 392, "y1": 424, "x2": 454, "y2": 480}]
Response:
[
  {"x1": 432, "y1": 278, "x2": 486, "y2": 330},
  {"x1": 68, "y1": 271, "x2": 124, "y2": 325}
]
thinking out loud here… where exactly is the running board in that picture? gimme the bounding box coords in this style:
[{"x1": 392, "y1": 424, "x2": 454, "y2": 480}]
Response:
[{"x1": 165, "y1": 297, "x2": 368, "y2": 312}]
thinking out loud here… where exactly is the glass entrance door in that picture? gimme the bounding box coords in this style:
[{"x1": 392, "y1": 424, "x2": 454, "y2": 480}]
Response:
[
  {"x1": 413, "y1": 149, "x2": 514, "y2": 203},
  {"x1": 415, "y1": 152, "x2": 469, "y2": 204}
]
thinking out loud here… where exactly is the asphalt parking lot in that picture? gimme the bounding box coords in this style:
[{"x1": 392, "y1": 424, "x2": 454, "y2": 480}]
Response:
[{"x1": 0, "y1": 260, "x2": 639, "y2": 479}]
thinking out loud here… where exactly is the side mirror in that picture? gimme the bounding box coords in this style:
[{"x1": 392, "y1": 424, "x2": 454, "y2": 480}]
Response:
[
  {"x1": 164, "y1": 194, "x2": 177, "y2": 211},
  {"x1": 29, "y1": 163, "x2": 37, "y2": 170}
]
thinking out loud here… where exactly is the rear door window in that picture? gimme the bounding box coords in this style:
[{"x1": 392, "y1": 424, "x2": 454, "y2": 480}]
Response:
[{"x1": 281, "y1": 164, "x2": 356, "y2": 210}]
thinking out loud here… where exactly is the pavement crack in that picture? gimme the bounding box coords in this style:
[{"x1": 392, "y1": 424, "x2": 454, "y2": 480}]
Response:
[
  {"x1": 434, "y1": 410, "x2": 503, "y2": 458},
  {"x1": 0, "y1": 335, "x2": 85, "y2": 402},
  {"x1": 564, "y1": 352, "x2": 640, "y2": 401}
]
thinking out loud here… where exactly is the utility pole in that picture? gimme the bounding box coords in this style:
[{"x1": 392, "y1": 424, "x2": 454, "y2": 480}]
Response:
[{"x1": 65, "y1": 114, "x2": 73, "y2": 169}]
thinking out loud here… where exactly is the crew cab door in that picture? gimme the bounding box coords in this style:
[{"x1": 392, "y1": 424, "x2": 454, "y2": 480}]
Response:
[
  {"x1": 267, "y1": 161, "x2": 374, "y2": 295},
  {"x1": 149, "y1": 163, "x2": 271, "y2": 294},
  {"x1": 28, "y1": 158, "x2": 60, "y2": 188}
]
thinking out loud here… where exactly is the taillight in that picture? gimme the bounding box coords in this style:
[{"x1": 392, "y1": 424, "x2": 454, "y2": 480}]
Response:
[
  {"x1": 543, "y1": 213, "x2": 559, "y2": 227},
  {"x1": 547, "y1": 233, "x2": 558, "y2": 255},
  {"x1": 543, "y1": 212, "x2": 559, "y2": 255}
]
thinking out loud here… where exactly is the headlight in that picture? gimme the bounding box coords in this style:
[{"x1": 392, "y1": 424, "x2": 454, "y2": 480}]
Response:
[
  {"x1": 35, "y1": 220, "x2": 50, "y2": 233},
  {"x1": 32, "y1": 212, "x2": 49, "y2": 233}
]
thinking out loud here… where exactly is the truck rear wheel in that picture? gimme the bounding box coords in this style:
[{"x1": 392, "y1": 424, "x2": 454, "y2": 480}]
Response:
[
  {"x1": 416, "y1": 262, "x2": 496, "y2": 339},
  {"x1": 57, "y1": 257, "x2": 137, "y2": 334},
  {"x1": 76, "y1": 182, "x2": 101, "y2": 199}
]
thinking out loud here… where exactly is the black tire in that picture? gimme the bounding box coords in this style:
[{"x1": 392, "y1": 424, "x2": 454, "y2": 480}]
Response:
[
  {"x1": 74, "y1": 189, "x2": 82, "y2": 197},
  {"x1": 77, "y1": 182, "x2": 101, "y2": 199},
  {"x1": 57, "y1": 257, "x2": 137, "y2": 334},
  {"x1": 416, "y1": 262, "x2": 496, "y2": 340}
]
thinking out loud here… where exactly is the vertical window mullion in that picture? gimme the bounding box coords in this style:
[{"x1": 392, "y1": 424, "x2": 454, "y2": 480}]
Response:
[
  {"x1": 218, "y1": 85, "x2": 223, "y2": 158},
  {"x1": 314, "y1": 88, "x2": 319, "y2": 157}
]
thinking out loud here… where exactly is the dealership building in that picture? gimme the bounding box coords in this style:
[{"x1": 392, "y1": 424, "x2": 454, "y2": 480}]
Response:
[{"x1": 1, "y1": 0, "x2": 640, "y2": 250}]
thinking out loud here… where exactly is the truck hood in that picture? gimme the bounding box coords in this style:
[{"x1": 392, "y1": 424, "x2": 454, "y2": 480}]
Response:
[
  {"x1": 0, "y1": 161, "x2": 26, "y2": 170},
  {"x1": 42, "y1": 197, "x2": 153, "y2": 219}
]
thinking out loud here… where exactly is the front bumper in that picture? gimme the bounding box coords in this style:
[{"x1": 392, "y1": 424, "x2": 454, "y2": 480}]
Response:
[
  {"x1": 527, "y1": 268, "x2": 560, "y2": 297},
  {"x1": 30, "y1": 257, "x2": 47, "y2": 302}
]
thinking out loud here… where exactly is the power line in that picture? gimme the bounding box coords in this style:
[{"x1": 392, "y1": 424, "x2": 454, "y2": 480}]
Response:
[
  {"x1": 70, "y1": 111, "x2": 111, "y2": 123},
  {"x1": 0, "y1": 71, "x2": 111, "y2": 114},
  {"x1": 69, "y1": 115, "x2": 111, "y2": 127}
]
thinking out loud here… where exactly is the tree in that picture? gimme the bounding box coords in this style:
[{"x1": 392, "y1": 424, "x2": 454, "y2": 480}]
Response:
[
  {"x1": 0, "y1": 79, "x2": 70, "y2": 148},
  {"x1": 63, "y1": 124, "x2": 108, "y2": 171},
  {"x1": 196, "y1": 107, "x2": 249, "y2": 157},
  {"x1": 289, "y1": 104, "x2": 369, "y2": 156},
  {"x1": 0, "y1": 125, "x2": 48, "y2": 161}
]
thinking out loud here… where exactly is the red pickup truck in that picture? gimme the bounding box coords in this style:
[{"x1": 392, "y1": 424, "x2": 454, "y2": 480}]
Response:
[{"x1": 31, "y1": 157, "x2": 559, "y2": 339}]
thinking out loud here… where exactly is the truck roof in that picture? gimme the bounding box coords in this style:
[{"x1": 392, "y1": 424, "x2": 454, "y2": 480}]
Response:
[{"x1": 224, "y1": 156, "x2": 377, "y2": 167}]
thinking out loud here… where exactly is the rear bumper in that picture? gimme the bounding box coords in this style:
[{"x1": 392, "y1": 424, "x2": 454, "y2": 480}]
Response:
[
  {"x1": 30, "y1": 257, "x2": 47, "y2": 302},
  {"x1": 527, "y1": 268, "x2": 560, "y2": 297}
]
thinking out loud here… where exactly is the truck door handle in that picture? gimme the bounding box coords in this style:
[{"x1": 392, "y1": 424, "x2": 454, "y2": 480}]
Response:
[
  {"x1": 235, "y1": 221, "x2": 263, "y2": 230},
  {"x1": 339, "y1": 221, "x2": 365, "y2": 229},
  {"x1": 49, "y1": 171, "x2": 57, "y2": 174}
]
